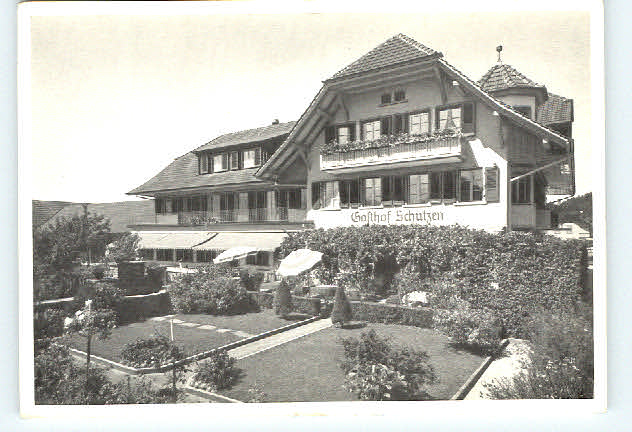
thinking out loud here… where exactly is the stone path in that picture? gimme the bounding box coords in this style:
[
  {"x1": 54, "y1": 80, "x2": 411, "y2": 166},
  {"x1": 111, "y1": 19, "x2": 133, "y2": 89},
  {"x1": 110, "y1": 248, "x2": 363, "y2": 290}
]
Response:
[
  {"x1": 148, "y1": 315, "x2": 254, "y2": 339},
  {"x1": 464, "y1": 338, "x2": 533, "y2": 400},
  {"x1": 228, "y1": 318, "x2": 332, "y2": 360}
]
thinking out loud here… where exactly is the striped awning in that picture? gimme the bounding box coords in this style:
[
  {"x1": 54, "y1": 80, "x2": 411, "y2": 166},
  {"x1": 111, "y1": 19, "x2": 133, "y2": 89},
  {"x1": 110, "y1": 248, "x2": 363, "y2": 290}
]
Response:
[
  {"x1": 193, "y1": 231, "x2": 287, "y2": 252},
  {"x1": 136, "y1": 232, "x2": 217, "y2": 250}
]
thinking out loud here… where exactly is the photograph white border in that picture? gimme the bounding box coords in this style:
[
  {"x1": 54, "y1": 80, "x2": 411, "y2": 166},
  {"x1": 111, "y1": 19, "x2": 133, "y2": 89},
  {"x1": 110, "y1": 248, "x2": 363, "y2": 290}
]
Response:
[{"x1": 16, "y1": 0, "x2": 607, "y2": 422}]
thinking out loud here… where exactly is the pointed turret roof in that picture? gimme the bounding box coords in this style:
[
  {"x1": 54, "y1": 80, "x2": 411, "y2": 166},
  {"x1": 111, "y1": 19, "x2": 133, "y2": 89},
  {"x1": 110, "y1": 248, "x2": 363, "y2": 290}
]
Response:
[
  {"x1": 326, "y1": 33, "x2": 441, "y2": 82},
  {"x1": 478, "y1": 63, "x2": 545, "y2": 93}
]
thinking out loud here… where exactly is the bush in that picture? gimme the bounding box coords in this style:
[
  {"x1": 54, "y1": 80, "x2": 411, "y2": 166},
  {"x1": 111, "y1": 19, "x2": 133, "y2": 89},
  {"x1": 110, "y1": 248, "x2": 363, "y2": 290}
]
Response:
[
  {"x1": 240, "y1": 269, "x2": 265, "y2": 292},
  {"x1": 169, "y1": 269, "x2": 252, "y2": 315},
  {"x1": 484, "y1": 306, "x2": 593, "y2": 399},
  {"x1": 146, "y1": 264, "x2": 167, "y2": 291},
  {"x1": 106, "y1": 232, "x2": 140, "y2": 263},
  {"x1": 273, "y1": 279, "x2": 293, "y2": 318},
  {"x1": 331, "y1": 286, "x2": 353, "y2": 326},
  {"x1": 34, "y1": 308, "x2": 67, "y2": 340},
  {"x1": 432, "y1": 298, "x2": 502, "y2": 356},
  {"x1": 120, "y1": 333, "x2": 186, "y2": 369},
  {"x1": 92, "y1": 264, "x2": 107, "y2": 280},
  {"x1": 191, "y1": 351, "x2": 240, "y2": 392},
  {"x1": 340, "y1": 330, "x2": 435, "y2": 401}
]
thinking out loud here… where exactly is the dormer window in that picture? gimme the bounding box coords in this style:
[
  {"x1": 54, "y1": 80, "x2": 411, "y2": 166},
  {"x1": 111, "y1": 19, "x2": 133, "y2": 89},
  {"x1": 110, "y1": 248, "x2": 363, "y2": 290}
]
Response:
[
  {"x1": 513, "y1": 105, "x2": 532, "y2": 119},
  {"x1": 213, "y1": 153, "x2": 228, "y2": 172},
  {"x1": 242, "y1": 148, "x2": 261, "y2": 169},
  {"x1": 199, "y1": 153, "x2": 209, "y2": 174}
]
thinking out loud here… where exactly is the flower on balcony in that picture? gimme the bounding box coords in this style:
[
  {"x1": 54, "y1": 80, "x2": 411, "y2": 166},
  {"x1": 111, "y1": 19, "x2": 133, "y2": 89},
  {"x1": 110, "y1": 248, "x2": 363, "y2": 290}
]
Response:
[{"x1": 320, "y1": 128, "x2": 462, "y2": 155}]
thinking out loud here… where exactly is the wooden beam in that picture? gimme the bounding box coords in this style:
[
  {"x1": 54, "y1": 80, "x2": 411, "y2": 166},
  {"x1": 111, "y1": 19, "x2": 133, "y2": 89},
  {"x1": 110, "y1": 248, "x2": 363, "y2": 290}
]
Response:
[
  {"x1": 433, "y1": 66, "x2": 447, "y2": 105},
  {"x1": 336, "y1": 92, "x2": 349, "y2": 122}
]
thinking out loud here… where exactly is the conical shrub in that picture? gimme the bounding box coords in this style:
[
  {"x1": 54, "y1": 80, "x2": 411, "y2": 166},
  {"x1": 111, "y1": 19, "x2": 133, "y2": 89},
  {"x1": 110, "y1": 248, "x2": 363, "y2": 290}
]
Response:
[
  {"x1": 274, "y1": 279, "x2": 293, "y2": 318},
  {"x1": 331, "y1": 286, "x2": 353, "y2": 327}
]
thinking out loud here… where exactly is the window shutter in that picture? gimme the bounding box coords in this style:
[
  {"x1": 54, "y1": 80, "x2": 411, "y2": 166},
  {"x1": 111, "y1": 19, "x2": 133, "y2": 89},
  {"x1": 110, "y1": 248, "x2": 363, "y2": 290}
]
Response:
[
  {"x1": 324, "y1": 126, "x2": 336, "y2": 143},
  {"x1": 485, "y1": 167, "x2": 499, "y2": 202},
  {"x1": 348, "y1": 123, "x2": 356, "y2": 141},
  {"x1": 374, "y1": 178, "x2": 382, "y2": 205},
  {"x1": 222, "y1": 153, "x2": 229, "y2": 170},
  {"x1": 408, "y1": 175, "x2": 419, "y2": 204},
  {"x1": 365, "y1": 179, "x2": 374, "y2": 206},
  {"x1": 463, "y1": 103, "x2": 475, "y2": 133},
  {"x1": 381, "y1": 117, "x2": 391, "y2": 135},
  {"x1": 254, "y1": 147, "x2": 261, "y2": 165},
  {"x1": 209, "y1": 154, "x2": 214, "y2": 173}
]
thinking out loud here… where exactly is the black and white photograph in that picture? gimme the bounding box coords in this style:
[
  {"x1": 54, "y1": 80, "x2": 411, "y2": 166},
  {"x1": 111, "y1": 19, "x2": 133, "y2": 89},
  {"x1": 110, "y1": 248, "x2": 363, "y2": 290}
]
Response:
[{"x1": 17, "y1": 0, "x2": 606, "y2": 421}]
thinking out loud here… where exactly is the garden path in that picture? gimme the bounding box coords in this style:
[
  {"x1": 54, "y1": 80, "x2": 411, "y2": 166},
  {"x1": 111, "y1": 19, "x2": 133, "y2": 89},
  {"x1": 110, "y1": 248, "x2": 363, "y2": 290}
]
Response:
[
  {"x1": 148, "y1": 315, "x2": 255, "y2": 339},
  {"x1": 227, "y1": 318, "x2": 333, "y2": 360},
  {"x1": 463, "y1": 338, "x2": 532, "y2": 400}
]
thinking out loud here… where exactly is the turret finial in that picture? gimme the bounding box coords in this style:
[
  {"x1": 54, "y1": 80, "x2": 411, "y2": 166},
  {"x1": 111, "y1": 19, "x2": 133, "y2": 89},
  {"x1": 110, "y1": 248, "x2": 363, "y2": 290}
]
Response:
[{"x1": 496, "y1": 45, "x2": 503, "y2": 63}]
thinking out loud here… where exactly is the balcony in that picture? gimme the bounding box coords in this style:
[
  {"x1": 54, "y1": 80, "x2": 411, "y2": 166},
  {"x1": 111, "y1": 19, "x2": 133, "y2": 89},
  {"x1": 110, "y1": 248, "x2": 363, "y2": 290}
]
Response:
[
  {"x1": 176, "y1": 207, "x2": 307, "y2": 225},
  {"x1": 320, "y1": 133, "x2": 464, "y2": 172}
]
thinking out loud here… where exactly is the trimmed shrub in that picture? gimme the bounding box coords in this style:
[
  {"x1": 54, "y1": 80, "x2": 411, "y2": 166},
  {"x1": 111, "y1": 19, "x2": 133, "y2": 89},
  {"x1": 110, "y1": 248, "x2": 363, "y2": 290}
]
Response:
[
  {"x1": 191, "y1": 351, "x2": 240, "y2": 392},
  {"x1": 34, "y1": 308, "x2": 67, "y2": 340},
  {"x1": 340, "y1": 330, "x2": 435, "y2": 401},
  {"x1": 273, "y1": 279, "x2": 293, "y2": 318},
  {"x1": 146, "y1": 265, "x2": 167, "y2": 292},
  {"x1": 240, "y1": 269, "x2": 265, "y2": 292},
  {"x1": 350, "y1": 302, "x2": 433, "y2": 328},
  {"x1": 432, "y1": 298, "x2": 502, "y2": 356},
  {"x1": 120, "y1": 333, "x2": 186, "y2": 369},
  {"x1": 331, "y1": 286, "x2": 353, "y2": 326},
  {"x1": 92, "y1": 264, "x2": 107, "y2": 280},
  {"x1": 168, "y1": 268, "x2": 252, "y2": 315}
]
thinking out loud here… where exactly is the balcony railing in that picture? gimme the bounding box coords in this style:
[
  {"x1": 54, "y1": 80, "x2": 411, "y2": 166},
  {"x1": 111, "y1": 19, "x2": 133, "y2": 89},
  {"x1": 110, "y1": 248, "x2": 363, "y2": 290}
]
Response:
[
  {"x1": 320, "y1": 135, "x2": 463, "y2": 171},
  {"x1": 176, "y1": 207, "x2": 306, "y2": 225}
]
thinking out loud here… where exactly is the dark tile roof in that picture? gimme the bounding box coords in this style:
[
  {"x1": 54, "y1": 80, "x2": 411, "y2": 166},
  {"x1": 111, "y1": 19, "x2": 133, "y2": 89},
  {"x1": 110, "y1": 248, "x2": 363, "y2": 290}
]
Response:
[
  {"x1": 32, "y1": 200, "x2": 72, "y2": 228},
  {"x1": 327, "y1": 33, "x2": 440, "y2": 81},
  {"x1": 127, "y1": 151, "x2": 265, "y2": 195},
  {"x1": 537, "y1": 93, "x2": 573, "y2": 125},
  {"x1": 478, "y1": 63, "x2": 545, "y2": 93},
  {"x1": 193, "y1": 121, "x2": 296, "y2": 153},
  {"x1": 45, "y1": 201, "x2": 156, "y2": 232}
]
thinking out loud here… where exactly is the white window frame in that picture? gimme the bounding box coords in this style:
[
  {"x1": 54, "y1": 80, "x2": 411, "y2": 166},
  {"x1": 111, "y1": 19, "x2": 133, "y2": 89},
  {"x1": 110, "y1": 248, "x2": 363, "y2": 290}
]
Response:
[
  {"x1": 438, "y1": 107, "x2": 462, "y2": 130},
  {"x1": 213, "y1": 154, "x2": 227, "y2": 172},
  {"x1": 363, "y1": 120, "x2": 381, "y2": 141},
  {"x1": 409, "y1": 112, "x2": 430, "y2": 135},
  {"x1": 242, "y1": 149, "x2": 258, "y2": 169},
  {"x1": 337, "y1": 126, "x2": 351, "y2": 145}
]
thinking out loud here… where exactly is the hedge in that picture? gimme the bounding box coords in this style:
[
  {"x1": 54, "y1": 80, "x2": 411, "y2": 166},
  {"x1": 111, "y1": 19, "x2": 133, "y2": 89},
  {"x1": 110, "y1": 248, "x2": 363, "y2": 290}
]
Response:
[
  {"x1": 278, "y1": 225, "x2": 587, "y2": 337},
  {"x1": 248, "y1": 291, "x2": 321, "y2": 316},
  {"x1": 350, "y1": 302, "x2": 434, "y2": 328},
  {"x1": 116, "y1": 291, "x2": 172, "y2": 324}
]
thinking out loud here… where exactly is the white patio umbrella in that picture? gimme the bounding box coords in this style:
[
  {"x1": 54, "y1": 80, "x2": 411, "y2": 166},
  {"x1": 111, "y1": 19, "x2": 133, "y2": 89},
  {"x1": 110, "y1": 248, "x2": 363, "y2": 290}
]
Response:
[
  {"x1": 213, "y1": 246, "x2": 259, "y2": 264},
  {"x1": 277, "y1": 249, "x2": 324, "y2": 277}
]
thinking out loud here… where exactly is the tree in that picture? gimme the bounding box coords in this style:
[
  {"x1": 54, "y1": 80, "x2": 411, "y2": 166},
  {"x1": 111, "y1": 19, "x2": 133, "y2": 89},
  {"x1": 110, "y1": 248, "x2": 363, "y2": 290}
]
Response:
[
  {"x1": 65, "y1": 282, "x2": 123, "y2": 400},
  {"x1": 274, "y1": 279, "x2": 293, "y2": 318},
  {"x1": 106, "y1": 232, "x2": 140, "y2": 263},
  {"x1": 331, "y1": 286, "x2": 353, "y2": 327}
]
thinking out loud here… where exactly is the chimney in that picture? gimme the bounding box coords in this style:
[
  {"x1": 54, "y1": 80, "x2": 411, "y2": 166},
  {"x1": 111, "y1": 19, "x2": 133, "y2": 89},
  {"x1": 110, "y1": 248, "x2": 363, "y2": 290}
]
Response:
[{"x1": 272, "y1": 119, "x2": 279, "y2": 125}]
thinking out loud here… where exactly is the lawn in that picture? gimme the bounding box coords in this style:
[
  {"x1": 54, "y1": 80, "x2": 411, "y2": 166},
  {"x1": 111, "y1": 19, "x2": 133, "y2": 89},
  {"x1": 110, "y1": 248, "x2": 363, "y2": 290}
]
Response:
[
  {"x1": 219, "y1": 323, "x2": 485, "y2": 402},
  {"x1": 63, "y1": 309, "x2": 307, "y2": 364}
]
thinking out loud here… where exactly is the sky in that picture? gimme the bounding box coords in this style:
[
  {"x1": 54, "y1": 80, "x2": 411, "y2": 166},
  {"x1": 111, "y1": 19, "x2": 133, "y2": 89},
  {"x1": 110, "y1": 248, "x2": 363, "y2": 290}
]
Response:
[{"x1": 28, "y1": 8, "x2": 593, "y2": 203}]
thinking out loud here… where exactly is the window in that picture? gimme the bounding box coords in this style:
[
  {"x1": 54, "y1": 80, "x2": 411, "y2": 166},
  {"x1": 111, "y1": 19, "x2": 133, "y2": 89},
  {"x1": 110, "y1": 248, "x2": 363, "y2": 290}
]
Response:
[
  {"x1": 363, "y1": 178, "x2": 382, "y2": 206},
  {"x1": 156, "y1": 249, "x2": 172, "y2": 261},
  {"x1": 249, "y1": 191, "x2": 267, "y2": 209},
  {"x1": 393, "y1": 114, "x2": 409, "y2": 135},
  {"x1": 212, "y1": 153, "x2": 228, "y2": 172},
  {"x1": 176, "y1": 249, "x2": 193, "y2": 262},
  {"x1": 230, "y1": 151, "x2": 240, "y2": 170},
  {"x1": 485, "y1": 167, "x2": 499, "y2": 202},
  {"x1": 339, "y1": 179, "x2": 361, "y2": 208},
  {"x1": 436, "y1": 103, "x2": 474, "y2": 133},
  {"x1": 172, "y1": 197, "x2": 184, "y2": 213},
  {"x1": 429, "y1": 171, "x2": 457, "y2": 202},
  {"x1": 189, "y1": 195, "x2": 208, "y2": 212},
  {"x1": 337, "y1": 125, "x2": 356, "y2": 144},
  {"x1": 381, "y1": 93, "x2": 392, "y2": 104},
  {"x1": 197, "y1": 250, "x2": 217, "y2": 263},
  {"x1": 512, "y1": 176, "x2": 531, "y2": 204},
  {"x1": 381, "y1": 176, "x2": 406, "y2": 206},
  {"x1": 242, "y1": 148, "x2": 261, "y2": 169},
  {"x1": 394, "y1": 89, "x2": 406, "y2": 102},
  {"x1": 278, "y1": 189, "x2": 302, "y2": 209},
  {"x1": 199, "y1": 153, "x2": 209, "y2": 174},
  {"x1": 513, "y1": 105, "x2": 532, "y2": 119},
  {"x1": 459, "y1": 169, "x2": 484, "y2": 202},
  {"x1": 363, "y1": 120, "x2": 381, "y2": 141},
  {"x1": 246, "y1": 251, "x2": 268, "y2": 266},
  {"x1": 408, "y1": 174, "x2": 430, "y2": 204},
  {"x1": 312, "y1": 181, "x2": 338, "y2": 209},
  {"x1": 409, "y1": 111, "x2": 430, "y2": 135},
  {"x1": 155, "y1": 198, "x2": 167, "y2": 214}
]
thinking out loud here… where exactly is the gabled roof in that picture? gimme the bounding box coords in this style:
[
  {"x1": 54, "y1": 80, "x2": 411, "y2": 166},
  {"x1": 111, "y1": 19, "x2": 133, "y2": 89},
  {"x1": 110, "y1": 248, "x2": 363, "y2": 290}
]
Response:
[
  {"x1": 478, "y1": 63, "x2": 546, "y2": 93},
  {"x1": 193, "y1": 121, "x2": 296, "y2": 153},
  {"x1": 537, "y1": 93, "x2": 574, "y2": 125},
  {"x1": 326, "y1": 33, "x2": 441, "y2": 82},
  {"x1": 127, "y1": 152, "x2": 266, "y2": 196}
]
